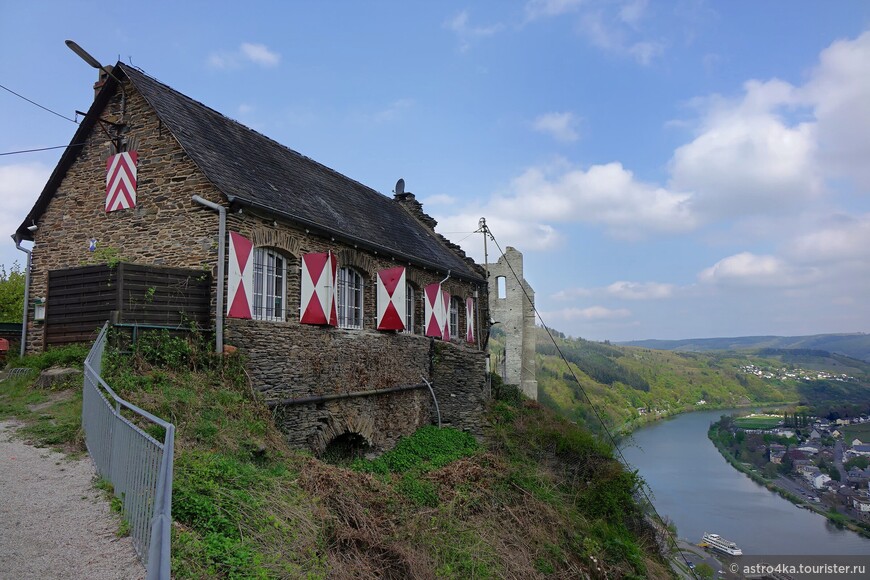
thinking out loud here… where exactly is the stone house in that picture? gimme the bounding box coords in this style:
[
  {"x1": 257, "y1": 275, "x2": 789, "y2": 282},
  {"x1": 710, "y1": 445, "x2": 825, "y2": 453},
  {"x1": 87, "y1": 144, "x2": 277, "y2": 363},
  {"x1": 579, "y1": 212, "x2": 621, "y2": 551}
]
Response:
[{"x1": 13, "y1": 63, "x2": 489, "y2": 454}]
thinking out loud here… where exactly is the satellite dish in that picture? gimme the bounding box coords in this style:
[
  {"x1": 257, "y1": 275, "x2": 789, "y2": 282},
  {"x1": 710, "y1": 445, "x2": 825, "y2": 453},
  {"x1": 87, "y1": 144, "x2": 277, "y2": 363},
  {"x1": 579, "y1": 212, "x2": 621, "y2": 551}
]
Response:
[{"x1": 394, "y1": 178, "x2": 405, "y2": 195}]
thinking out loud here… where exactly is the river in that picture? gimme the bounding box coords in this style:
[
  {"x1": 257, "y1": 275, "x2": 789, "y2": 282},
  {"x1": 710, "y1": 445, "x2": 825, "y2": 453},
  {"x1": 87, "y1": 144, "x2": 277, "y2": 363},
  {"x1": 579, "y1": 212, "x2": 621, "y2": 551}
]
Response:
[{"x1": 620, "y1": 408, "x2": 870, "y2": 555}]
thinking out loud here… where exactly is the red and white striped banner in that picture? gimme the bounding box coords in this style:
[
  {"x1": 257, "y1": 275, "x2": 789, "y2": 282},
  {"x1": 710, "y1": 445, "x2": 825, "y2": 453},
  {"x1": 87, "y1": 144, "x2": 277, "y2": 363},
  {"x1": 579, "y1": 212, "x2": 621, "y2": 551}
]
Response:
[{"x1": 106, "y1": 151, "x2": 138, "y2": 212}]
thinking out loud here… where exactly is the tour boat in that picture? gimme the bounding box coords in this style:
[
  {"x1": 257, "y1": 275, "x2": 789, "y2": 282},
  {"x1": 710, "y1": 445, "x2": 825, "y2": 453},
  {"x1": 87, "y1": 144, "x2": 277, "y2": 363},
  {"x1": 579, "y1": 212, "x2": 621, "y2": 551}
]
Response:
[{"x1": 702, "y1": 532, "x2": 743, "y2": 556}]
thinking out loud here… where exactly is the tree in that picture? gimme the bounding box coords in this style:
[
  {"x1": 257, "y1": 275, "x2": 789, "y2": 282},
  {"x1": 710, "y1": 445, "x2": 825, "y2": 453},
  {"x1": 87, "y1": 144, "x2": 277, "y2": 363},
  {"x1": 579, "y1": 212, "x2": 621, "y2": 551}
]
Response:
[{"x1": 0, "y1": 262, "x2": 25, "y2": 322}]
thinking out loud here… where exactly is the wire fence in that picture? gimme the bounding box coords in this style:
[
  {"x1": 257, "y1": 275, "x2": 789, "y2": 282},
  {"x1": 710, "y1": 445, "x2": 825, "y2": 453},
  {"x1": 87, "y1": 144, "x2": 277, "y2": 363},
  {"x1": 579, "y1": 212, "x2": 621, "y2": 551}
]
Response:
[{"x1": 82, "y1": 322, "x2": 174, "y2": 580}]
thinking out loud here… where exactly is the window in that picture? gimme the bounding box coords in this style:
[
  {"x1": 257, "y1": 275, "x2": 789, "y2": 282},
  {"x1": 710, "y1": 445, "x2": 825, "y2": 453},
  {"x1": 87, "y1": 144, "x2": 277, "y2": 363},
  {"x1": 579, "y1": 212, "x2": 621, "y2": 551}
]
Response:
[
  {"x1": 449, "y1": 296, "x2": 460, "y2": 340},
  {"x1": 252, "y1": 248, "x2": 286, "y2": 321},
  {"x1": 497, "y1": 276, "x2": 507, "y2": 299},
  {"x1": 405, "y1": 284, "x2": 415, "y2": 333},
  {"x1": 338, "y1": 267, "x2": 364, "y2": 329}
]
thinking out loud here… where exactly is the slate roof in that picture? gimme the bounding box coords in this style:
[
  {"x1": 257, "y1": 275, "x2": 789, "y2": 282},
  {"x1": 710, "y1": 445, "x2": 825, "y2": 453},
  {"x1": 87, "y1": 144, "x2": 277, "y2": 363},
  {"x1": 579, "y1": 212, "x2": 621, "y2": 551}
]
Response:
[{"x1": 17, "y1": 63, "x2": 482, "y2": 282}]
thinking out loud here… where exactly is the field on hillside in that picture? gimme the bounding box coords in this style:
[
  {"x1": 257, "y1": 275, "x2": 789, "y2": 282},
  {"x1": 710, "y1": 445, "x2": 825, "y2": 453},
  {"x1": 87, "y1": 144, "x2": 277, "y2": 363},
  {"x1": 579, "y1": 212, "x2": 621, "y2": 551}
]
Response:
[
  {"x1": 842, "y1": 423, "x2": 870, "y2": 442},
  {"x1": 733, "y1": 415, "x2": 782, "y2": 429}
]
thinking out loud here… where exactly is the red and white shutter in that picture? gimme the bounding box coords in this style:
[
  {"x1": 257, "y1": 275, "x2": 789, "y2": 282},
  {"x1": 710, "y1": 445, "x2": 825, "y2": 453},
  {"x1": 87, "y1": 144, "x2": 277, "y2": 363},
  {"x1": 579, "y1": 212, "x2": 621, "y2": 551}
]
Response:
[
  {"x1": 376, "y1": 266, "x2": 406, "y2": 331},
  {"x1": 300, "y1": 252, "x2": 338, "y2": 326},
  {"x1": 106, "y1": 151, "x2": 138, "y2": 212},
  {"x1": 227, "y1": 232, "x2": 253, "y2": 319},
  {"x1": 442, "y1": 289, "x2": 451, "y2": 341},
  {"x1": 424, "y1": 283, "x2": 444, "y2": 338},
  {"x1": 466, "y1": 297, "x2": 475, "y2": 343}
]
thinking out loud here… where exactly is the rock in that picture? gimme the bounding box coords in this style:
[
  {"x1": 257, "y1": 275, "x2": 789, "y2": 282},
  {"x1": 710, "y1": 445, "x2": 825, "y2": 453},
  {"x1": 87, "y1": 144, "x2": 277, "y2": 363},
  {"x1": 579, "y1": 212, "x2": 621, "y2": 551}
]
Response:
[{"x1": 34, "y1": 368, "x2": 82, "y2": 389}]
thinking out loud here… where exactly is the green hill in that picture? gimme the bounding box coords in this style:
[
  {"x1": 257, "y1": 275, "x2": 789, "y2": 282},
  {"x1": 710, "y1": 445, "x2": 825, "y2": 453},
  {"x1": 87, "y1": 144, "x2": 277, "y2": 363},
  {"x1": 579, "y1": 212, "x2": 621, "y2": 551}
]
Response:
[
  {"x1": 619, "y1": 333, "x2": 870, "y2": 362},
  {"x1": 503, "y1": 329, "x2": 870, "y2": 434}
]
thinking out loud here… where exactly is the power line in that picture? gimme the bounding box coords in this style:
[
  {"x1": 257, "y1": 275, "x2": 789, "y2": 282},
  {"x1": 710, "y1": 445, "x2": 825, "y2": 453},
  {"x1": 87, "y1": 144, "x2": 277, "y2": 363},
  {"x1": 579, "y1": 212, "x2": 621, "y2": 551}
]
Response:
[
  {"x1": 0, "y1": 82, "x2": 79, "y2": 124},
  {"x1": 483, "y1": 224, "x2": 700, "y2": 580},
  {"x1": 0, "y1": 143, "x2": 86, "y2": 156}
]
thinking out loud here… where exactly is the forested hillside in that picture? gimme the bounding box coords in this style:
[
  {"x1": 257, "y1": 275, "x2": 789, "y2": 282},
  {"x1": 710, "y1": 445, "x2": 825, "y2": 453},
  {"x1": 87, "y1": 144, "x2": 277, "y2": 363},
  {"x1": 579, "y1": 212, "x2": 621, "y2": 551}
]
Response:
[
  {"x1": 490, "y1": 329, "x2": 870, "y2": 435},
  {"x1": 619, "y1": 333, "x2": 870, "y2": 362}
]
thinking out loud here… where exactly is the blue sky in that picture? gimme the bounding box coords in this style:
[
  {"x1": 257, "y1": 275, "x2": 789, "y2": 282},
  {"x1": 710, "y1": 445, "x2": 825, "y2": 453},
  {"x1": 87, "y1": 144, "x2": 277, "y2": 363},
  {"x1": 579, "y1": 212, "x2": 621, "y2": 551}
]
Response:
[{"x1": 2, "y1": 1, "x2": 870, "y2": 342}]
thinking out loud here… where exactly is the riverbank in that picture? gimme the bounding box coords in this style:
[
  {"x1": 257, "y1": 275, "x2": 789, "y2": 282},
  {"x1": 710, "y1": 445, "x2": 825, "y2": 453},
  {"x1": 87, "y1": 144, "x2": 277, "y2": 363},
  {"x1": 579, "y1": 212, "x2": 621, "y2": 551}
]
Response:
[
  {"x1": 707, "y1": 422, "x2": 870, "y2": 540},
  {"x1": 616, "y1": 400, "x2": 797, "y2": 438}
]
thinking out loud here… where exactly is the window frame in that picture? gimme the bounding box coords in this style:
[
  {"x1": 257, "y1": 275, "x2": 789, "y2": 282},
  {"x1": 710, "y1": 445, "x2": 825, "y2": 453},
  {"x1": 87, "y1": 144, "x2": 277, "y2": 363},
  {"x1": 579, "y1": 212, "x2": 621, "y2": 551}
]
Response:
[
  {"x1": 337, "y1": 266, "x2": 364, "y2": 329},
  {"x1": 449, "y1": 296, "x2": 460, "y2": 340},
  {"x1": 404, "y1": 283, "x2": 415, "y2": 334},
  {"x1": 251, "y1": 247, "x2": 287, "y2": 322}
]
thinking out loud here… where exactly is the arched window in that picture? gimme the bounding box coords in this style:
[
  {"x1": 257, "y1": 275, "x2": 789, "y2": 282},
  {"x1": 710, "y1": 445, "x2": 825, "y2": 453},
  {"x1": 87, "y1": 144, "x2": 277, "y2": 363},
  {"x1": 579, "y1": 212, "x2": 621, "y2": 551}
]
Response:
[
  {"x1": 337, "y1": 267, "x2": 364, "y2": 329},
  {"x1": 252, "y1": 248, "x2": 286, "y2": 321},
  {"x1": 449, "y1": 296, "x2": 460, "y2": 340},
  {"x1": 405, "y1": 283, "x2": 415, "y2": 334}
]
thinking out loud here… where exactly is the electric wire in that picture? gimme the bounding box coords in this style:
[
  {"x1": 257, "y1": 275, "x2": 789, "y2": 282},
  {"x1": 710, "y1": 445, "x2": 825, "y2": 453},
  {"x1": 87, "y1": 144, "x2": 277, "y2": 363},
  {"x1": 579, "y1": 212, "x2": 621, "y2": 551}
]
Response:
[
  {"x1": 483, "y1": 224, "x2": 701, "y2": 580},
  {"x1": 0, "y1": 143, "x2": 88, "y2": 156},
  {"x1": 0, "y1": 82, "x2": 79, "y2": 124}
]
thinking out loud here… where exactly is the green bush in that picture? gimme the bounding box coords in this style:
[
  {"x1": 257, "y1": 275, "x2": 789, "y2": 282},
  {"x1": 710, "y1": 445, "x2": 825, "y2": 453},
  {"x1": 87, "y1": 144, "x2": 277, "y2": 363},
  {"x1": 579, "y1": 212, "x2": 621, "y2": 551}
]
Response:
[
  {"x1": 7, "y1": 342, "x2": 90, "y2": 370},
  {"x1": 352, "y1": 425, "x2": 479, "y2": 475}
]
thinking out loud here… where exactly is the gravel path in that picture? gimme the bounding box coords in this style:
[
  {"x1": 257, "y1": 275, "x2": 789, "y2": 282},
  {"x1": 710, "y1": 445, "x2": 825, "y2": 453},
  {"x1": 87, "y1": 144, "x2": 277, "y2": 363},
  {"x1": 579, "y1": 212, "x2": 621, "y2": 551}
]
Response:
[{"x1": 0, "y1": 420, "x2": 144, "y2": 580}]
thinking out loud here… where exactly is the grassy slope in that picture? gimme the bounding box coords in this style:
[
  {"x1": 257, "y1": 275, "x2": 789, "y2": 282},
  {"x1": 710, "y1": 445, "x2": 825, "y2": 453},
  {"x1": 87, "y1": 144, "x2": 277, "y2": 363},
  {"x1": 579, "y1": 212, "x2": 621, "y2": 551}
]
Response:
[{"x1": 2, "y1": 333, "x2": 671, "y2": 579}]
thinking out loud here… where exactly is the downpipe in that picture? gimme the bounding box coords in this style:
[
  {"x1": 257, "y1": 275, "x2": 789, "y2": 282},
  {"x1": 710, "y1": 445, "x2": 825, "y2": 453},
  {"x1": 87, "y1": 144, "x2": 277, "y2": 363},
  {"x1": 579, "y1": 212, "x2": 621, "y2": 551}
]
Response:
[
  {"x1": 12, "y1": 235, "x2": 31, "y2": 357},
  {"x1": 191, "y1": 196, "x2": 225, "y2": 353}
]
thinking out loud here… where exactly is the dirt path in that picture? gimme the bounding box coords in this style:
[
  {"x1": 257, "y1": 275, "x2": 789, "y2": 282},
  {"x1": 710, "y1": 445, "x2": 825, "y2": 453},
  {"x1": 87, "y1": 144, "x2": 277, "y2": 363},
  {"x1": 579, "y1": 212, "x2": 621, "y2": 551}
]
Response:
[{"x1": 0, "y1": 420, "x2": 144, "y2": 580}]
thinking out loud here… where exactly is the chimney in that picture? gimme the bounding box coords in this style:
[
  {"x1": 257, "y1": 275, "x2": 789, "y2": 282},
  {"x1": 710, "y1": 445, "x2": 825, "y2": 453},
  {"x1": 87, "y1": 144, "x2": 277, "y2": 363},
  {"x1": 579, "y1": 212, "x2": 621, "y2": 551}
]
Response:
[
  {"x1": 93, "y1": 65, "x2": 112, "y2": 99},
  {"x1": 394, "y1": 187, "x2": 438, "y2": 230}
]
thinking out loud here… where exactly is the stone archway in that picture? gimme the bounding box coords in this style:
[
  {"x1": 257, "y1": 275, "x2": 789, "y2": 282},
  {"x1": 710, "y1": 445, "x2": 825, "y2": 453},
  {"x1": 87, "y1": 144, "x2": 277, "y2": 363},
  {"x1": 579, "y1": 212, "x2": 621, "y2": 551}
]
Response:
[{"x1": 310, "y1": 411, "x2": 376, "y2": 457}]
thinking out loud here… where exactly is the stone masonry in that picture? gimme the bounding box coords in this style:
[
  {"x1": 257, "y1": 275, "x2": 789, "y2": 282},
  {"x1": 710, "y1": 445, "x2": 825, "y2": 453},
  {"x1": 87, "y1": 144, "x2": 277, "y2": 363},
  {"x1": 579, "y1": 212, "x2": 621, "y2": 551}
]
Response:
[
  {"x1": 21, "y1": 72, "x2": 490, "y2": 454},
  {"x1": 487, "y1": 247, "x2": 537, "y2": 400}
]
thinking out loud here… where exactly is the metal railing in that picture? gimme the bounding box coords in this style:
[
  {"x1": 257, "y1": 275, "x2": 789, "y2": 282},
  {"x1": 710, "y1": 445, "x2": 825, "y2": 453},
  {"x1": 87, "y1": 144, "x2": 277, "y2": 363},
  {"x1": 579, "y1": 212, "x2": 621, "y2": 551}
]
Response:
[{"x1": 82, "y1": 323, "x2": 175, "y2": 580}]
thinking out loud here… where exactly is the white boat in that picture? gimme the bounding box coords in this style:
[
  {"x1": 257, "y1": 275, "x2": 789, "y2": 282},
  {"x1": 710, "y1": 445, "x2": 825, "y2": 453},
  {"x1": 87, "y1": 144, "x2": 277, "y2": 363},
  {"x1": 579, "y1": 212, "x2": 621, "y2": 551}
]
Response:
[{"x1": 702, "y1": 532, "x2": 743, "y2": 556}]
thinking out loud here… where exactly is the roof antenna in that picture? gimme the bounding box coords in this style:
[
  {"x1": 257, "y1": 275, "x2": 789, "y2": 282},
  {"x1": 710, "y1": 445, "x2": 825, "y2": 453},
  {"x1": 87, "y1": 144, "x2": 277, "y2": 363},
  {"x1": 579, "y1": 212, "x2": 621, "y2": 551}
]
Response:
[{"x1": 394, "y1": 178, "x2": 405, "y2": 196}]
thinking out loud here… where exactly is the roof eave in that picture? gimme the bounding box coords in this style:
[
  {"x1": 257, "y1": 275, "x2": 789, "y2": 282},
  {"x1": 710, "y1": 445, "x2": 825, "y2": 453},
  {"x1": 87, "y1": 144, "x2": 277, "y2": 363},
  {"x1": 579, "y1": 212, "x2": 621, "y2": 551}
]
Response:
[
  {"x1": 14, "y1": 64, "x2": 126, "y2": 242},
  {"x1": 228, "y1": 195, "x2": 485, "y2": 284}
]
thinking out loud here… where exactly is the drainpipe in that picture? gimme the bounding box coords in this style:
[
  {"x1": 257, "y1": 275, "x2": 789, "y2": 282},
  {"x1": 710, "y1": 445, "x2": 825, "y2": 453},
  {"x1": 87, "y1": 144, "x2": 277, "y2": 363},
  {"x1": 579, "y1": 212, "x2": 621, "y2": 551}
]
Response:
[
  {"x1": 191, "y1": 196, "x2": 225, "y2": 354},
  {"x1": 12, "y1": 236, "x2": 32, "y2": 358}
]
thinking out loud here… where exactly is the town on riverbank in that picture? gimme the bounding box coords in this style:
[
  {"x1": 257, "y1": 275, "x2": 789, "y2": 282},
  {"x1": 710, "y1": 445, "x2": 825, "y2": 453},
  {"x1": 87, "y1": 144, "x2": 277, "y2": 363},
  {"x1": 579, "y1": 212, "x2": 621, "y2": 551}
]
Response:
[{"x1": 709, "y1": 411, "x2": 870, "y2": 537}]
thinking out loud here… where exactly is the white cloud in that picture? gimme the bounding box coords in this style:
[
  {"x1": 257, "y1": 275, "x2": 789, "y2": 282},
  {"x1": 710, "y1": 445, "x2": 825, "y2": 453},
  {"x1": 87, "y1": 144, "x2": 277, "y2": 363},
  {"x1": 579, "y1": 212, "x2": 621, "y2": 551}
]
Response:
[
  {"x1": 208, "y1": 42, "x2": 281, "y2": 69},
  {"x1": 804, "y1": 31, "x2": 870, "y2": 188},
  {"x1": 546, "y1": 306, "x2": 632, "y2": 321},
  {"x1": 788, "y1": 213, "x2": 870, "y2": 264},
  {"x1": 445, "y1": 10, "x2": 502, "y2": 51},
  {"x1": 435, "y1": 212, "x2": 562, "y2": 261},
  {"x1": 525, "y1": 0, "x2": 586, "y2": 21},
  {"x1": 532, "y1": 112, "x2": 580, "y2": 142},
  {"x1": 552, "y1": 281, "x2": 674, "y2": 301},
  {"x1": 239, "y1": 43, "x2": 280, "y2": 67},
  {"x1": 606, "y1": 281, "x2": 674, "y2": 300},
  {"x1": 551, "y1": 287, "x2": 593, "y2": 300},
  {"x1": 698, "y1": 252, "x2": 816, "y2": 287},
  {"x1": 670, "y1": 80, "x2": 821, "y2": 219},
  {"x1": 619, "y1": 0, "x2": 648, "y2": 27},
  {"x1": 0, "y1": 163, "x2": 50, "y2": 240},
  {"x1": 579, "y1": 10, "x2": 663, "y2": 65},
  {"x1": 494, "y1": 161, "x2": 696, "y2": 237},
  {"x1": 423, "y1": 194, "x2": 457, "y2": 206}
]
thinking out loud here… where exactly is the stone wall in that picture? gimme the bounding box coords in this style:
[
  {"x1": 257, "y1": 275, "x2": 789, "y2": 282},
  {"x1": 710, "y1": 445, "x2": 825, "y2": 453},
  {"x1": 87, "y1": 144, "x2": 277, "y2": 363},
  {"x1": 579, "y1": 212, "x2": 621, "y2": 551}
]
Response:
[
  {"x1": 487, "y1": 247, "x2": 538, "y2": 399},
  {"x1": 226, "y1": 318, "x2": 487, "y2": 451},
  {"x1": 24, "y1": 81, "x2": 224, "y2": 353},
  {"x1": 24, "y1": 75, "x2": 491, "y2": 454}
]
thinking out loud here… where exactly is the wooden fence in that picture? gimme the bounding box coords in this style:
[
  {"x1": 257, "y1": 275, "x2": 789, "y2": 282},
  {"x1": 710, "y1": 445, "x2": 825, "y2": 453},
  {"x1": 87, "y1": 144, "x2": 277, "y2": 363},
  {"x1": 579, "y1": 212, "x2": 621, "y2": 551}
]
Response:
[{"x1": 45, "y1": 263, "x2": 211, "y2": 346}]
